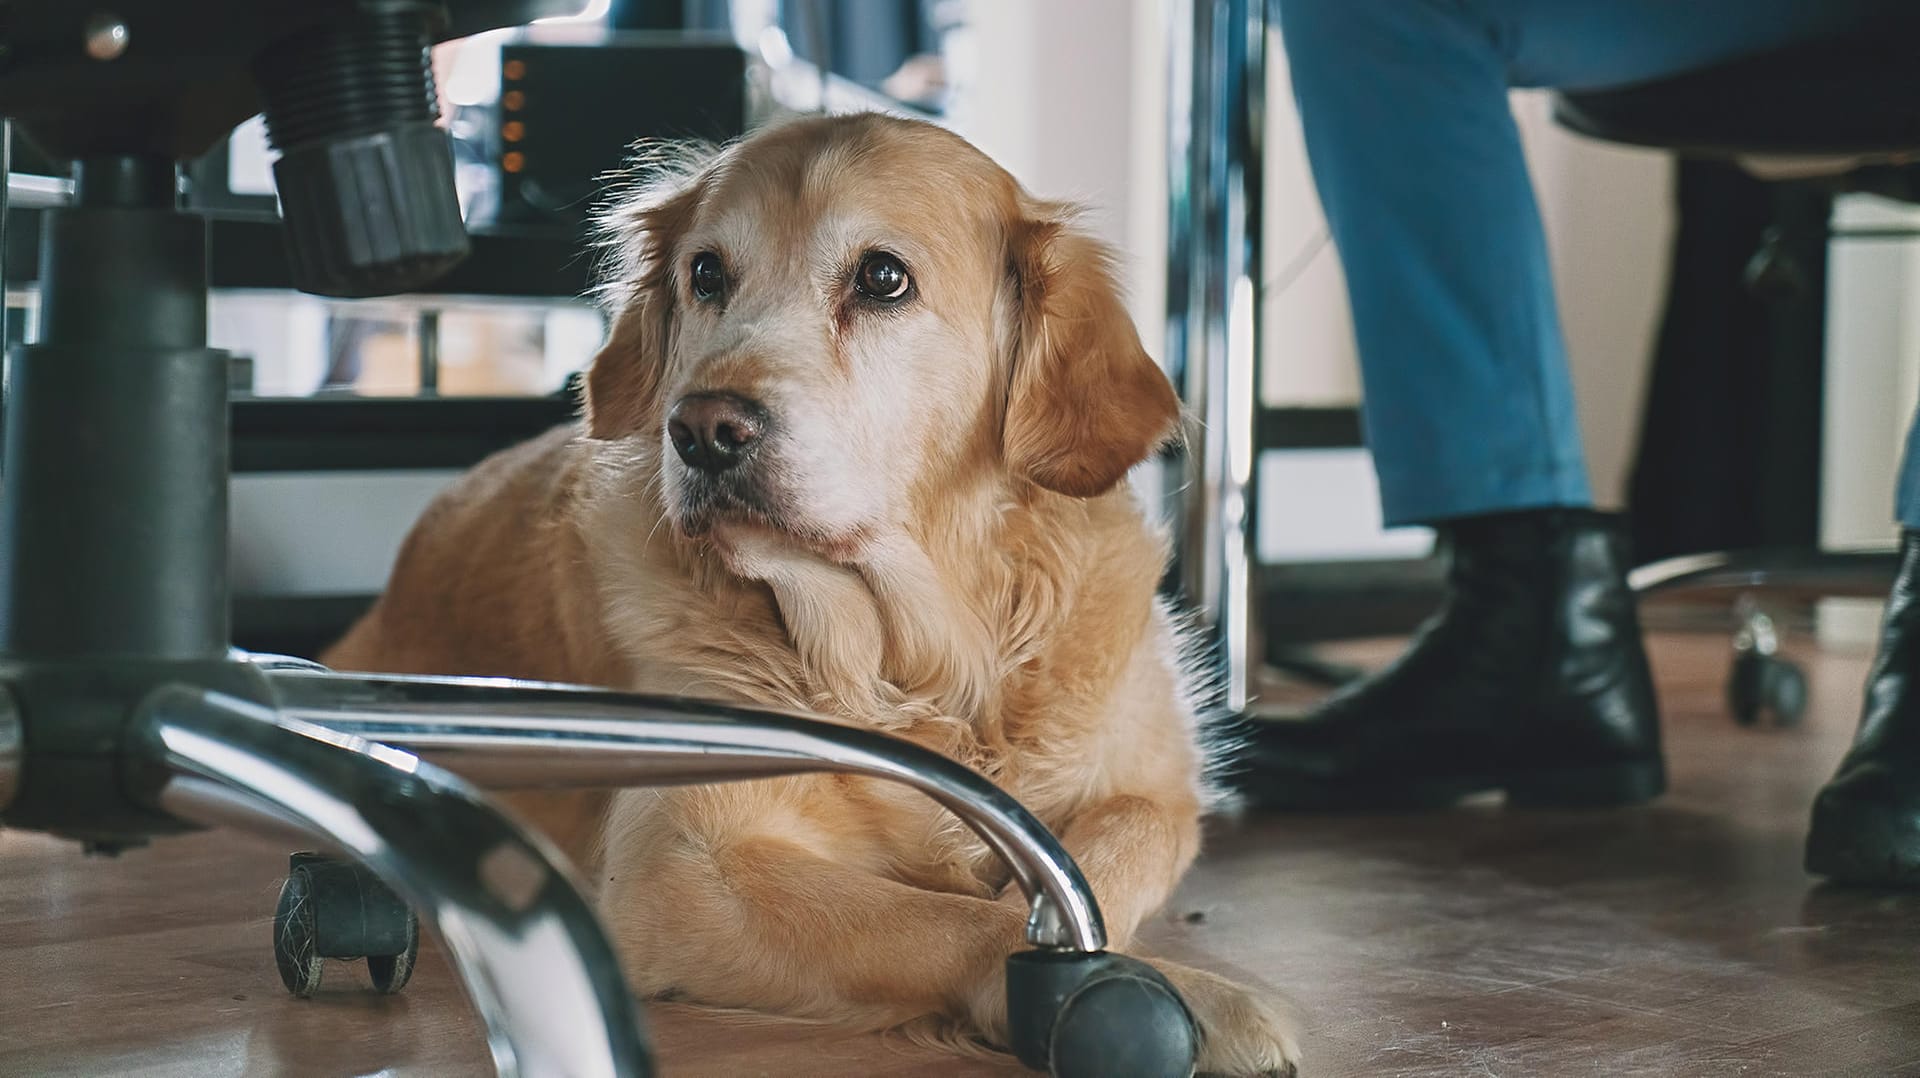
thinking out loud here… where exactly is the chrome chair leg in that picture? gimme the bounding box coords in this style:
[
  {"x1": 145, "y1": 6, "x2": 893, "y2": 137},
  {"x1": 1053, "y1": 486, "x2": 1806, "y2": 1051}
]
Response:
[
  {"x1": 231, "y1": 648, "x2": 333, "y2": 675},
  {"x1": 262, "y1": 668, "x2": 1107, "y2": 952},
  {"x1": 134, "y1": 683, "x2": 653, "y2": 1078},
  {"x1": 1629, "y1": 546, "x2": 1898, "y2": 598},
  {"x1": 255, "y1": 666, "x2": 1202, "y2": 1076}
]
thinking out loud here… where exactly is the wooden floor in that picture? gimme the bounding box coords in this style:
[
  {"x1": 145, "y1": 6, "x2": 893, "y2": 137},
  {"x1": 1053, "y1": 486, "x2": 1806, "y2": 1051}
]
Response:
[{"x1": 5, "y1": 631, "x2": 1920, "y2": 1077}]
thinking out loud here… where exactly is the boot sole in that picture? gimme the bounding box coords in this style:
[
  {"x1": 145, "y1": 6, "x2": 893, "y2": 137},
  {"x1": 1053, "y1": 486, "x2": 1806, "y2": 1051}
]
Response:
[
  {"x1": 1506, "y1": 761, "x2": 1668, "y2": 808},
  {"x1": 1243, "y1": 760, "x2": 1666, "y2": 812},
  {"x1": 1805, "y1": 798, "x2": 1920, "y2": 887}
]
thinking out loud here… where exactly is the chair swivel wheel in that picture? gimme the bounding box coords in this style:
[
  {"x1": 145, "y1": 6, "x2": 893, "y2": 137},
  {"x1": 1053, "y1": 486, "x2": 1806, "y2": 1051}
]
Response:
[
  {"x1": 1005, "y1": 950, "x2": 1197, "y2": 1078},
  {"x1": 273, "y1": 852, "x2": 421, "y2": 998},
  {"x1": 365, "y1": 914, "x2": 421, "y2": 994},
  {"x1": 273, "y1": 859, "x2": 324, "y2": 998},
  {"x1": 1726, "y1": 650, "x2": 1808, "y2": 729}
]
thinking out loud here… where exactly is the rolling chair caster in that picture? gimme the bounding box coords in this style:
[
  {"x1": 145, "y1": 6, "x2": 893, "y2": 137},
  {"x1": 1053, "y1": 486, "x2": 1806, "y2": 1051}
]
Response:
[
  {"x1": 274, "y1": 851, "x2": 421, "y2": 998},
  {"x1": 1629, "y1": 550, "x2": 1898, "y2": 731},
  {"x1": 1726, "y1": 650, "x2": 1808, "y2": 729},
  {"x1": 1006, "y1": 950, "x2": 1198, "y2": 1078},
  {"x1": 1726, "y1": 602, "x2": 1808, "y2": 729}
]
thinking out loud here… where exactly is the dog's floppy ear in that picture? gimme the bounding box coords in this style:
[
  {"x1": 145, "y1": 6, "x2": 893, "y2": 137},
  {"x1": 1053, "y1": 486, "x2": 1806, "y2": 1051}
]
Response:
[
  {"x1": 582, "y1": 145, "x2": 715, "y2": 440},
  {"x1": 1004, "y1": 205, "x2": 1181, "y2": 498}
]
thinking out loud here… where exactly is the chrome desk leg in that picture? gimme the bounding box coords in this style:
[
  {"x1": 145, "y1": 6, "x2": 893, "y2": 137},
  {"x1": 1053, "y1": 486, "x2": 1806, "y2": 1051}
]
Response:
[
  {"x1": 134, "y1": 684, "x2": 653, "y2": 1078},
  {"x1": 262, "y1": 669, "x2": 1109, "y2": 954},
  {"x1": 1169, "y1": 0, "x2": 1267, "y2": 715}
]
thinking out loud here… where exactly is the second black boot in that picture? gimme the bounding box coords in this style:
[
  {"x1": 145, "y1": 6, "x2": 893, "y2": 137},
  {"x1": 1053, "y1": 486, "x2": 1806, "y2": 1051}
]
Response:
[
  {"x1": 1806, "y1": 529, "x2": 1920, "y2": 886},
  {"x1": 1233, "y1": 508, "x2": 1665, "y2": 810}
]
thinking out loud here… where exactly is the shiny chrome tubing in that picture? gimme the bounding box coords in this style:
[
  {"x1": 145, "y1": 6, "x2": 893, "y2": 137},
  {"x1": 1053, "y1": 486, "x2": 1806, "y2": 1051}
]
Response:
[
  {"x1": 1629, "y1": 548, "x2": 1899, "y2": 598},
  {"x1": 232, "y1": 649, "x2": 333, "y2": 675},
  {"x1": 135, "y1": 684, "x2": 653, "y2": 1078},
  {"x1": 1170, "y1": 0, "x2": 1266, "y2": 713},
  {"x1": 264, "y1": 669, "x2": 1109, "y2": 953}
]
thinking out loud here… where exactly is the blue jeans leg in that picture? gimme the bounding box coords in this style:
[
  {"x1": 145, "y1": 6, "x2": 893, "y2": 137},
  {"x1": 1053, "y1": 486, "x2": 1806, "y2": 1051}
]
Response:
[
  {"x1": 1897, "y1": 412, "x2": 1920, "y2": 529},
  {"x1": 1275, "y1": 0, "x2": 1913, "y2": 526}
]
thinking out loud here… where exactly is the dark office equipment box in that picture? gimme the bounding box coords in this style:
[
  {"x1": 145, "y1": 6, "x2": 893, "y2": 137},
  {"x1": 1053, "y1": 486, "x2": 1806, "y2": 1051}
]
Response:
[{"x1": 497, "y1": 36, "x2": 748, "y2": 224}]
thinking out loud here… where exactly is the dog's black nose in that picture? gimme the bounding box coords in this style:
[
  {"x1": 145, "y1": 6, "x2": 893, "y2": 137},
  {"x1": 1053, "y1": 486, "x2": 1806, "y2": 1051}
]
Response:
[{"x1": 667, "y1": 392, "x2": 768, "y2": 474}]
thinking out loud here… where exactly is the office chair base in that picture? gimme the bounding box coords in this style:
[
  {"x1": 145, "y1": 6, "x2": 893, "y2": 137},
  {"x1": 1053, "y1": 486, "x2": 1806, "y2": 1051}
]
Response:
[
  {"x1": 252, "y1": 661, "x2": 1204, "y2": 1076},
  {"x1": 139, "y1": 682, "x2": 655, "y2": 1075}
]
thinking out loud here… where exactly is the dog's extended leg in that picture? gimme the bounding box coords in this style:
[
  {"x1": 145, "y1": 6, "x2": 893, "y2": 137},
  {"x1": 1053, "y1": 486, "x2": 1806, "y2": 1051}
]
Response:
[
  {"x1": 1050, "y1": 793, "x2": 1200, "y2": 950},
  {"x1": 602, "y1": 828, "x2": 1028, "y2": 1033},
  {"x1": 601, "y1": 791, "x2": 1302, "y2": 1076}
]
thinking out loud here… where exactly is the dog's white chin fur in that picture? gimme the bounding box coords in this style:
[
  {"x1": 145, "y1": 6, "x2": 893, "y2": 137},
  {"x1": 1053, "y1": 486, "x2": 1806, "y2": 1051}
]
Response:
[
  {"x1": 705, "y1": 517, "x2": 870, "y2": 578},
  {"x1": 706, "y1": 519, "x2": 800, "y2": 579}
]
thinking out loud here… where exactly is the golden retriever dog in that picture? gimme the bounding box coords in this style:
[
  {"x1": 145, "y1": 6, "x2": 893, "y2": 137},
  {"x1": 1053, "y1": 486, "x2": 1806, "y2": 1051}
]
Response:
[{"x1": 325, "y1": 111, "x2": 1301, "y2": 1076}]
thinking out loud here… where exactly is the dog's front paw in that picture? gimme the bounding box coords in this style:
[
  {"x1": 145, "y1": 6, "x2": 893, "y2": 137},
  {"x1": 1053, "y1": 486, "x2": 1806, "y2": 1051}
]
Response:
[{"x1": 1159, "y1": 963, "x2": 1303, "y2": 1078}]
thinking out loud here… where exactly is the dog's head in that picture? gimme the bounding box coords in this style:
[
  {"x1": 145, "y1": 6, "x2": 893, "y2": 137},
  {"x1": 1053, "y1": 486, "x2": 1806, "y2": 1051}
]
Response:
[{"x1": 584, "y1": 113, "x2": 1178, "y2": 573}]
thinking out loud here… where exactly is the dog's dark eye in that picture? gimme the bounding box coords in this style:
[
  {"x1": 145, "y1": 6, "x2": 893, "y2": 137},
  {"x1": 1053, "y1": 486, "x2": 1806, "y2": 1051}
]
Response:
[
  {"x1": 854, "y1": 251, "x2": 911, "y2": 302},
  {"x1": 689, "y1": 251, "x2": 726, "y2": 302}
]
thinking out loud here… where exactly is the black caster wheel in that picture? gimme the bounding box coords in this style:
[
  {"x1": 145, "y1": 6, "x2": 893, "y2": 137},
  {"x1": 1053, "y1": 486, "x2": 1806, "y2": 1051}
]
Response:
[
  {"x1": 366, "y1": 913, "x2": 421, "y2": 994},
  {"x1": 273, "y1": 858, "x2": 323, "y2": 998},
  {"x1": 1726, "y1": 650, "x2": 1808, "y2": 729},
  {"x1": 273, "y1": 852, "x2": 421, "y2": 998},
  {"x1": 1005, "y1": 950, "x2": 1197, "y2": 1078}
]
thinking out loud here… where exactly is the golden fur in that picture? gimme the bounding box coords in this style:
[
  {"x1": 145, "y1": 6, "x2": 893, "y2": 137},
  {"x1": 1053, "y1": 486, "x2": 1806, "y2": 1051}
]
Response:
[{"x1": 326, "y1": 112, "x2": 1301, "y2": 1075}]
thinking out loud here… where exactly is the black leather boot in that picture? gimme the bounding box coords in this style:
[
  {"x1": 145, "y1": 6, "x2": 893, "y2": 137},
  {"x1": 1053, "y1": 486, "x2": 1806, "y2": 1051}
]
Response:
[
  {"x1": 1806, "y1": 529, "x2": 1920, "y2": 886},
  {"x1": 1233, "y1": 509, "x2": 1665, "y2": 809}
]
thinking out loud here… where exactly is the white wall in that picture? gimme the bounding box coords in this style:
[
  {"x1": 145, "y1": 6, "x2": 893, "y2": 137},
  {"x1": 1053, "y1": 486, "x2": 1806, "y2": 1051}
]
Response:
[
  {"x1": 1258, "y1": 29, "x2": 1360, "y2": 410},
  {"x1": 1514, "y1": 92, "x2": 1675, "y2": 511},
  {"x1": 1817, "y1": 195, "x2": 1920, "y2": 649},
  {"x1": 949, "y1": 2, "x2": 1139, "y2": 259},
  {"x1": 1822, "y1": 194, "x2": 1920, "y2": 553},
  {"x1": 947, "y1": 0, "x2": 1166, "y2": 347}
]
